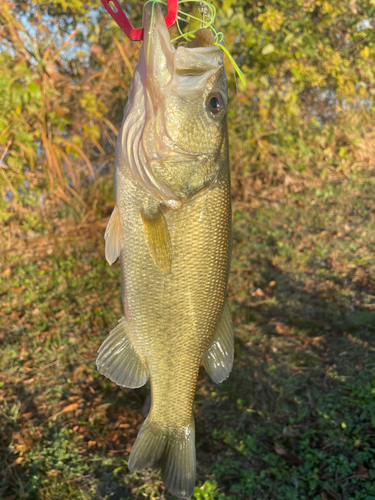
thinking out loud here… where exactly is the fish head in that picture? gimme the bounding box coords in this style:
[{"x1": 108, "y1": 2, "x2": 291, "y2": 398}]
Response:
[{"x1": 119, "y1": 3, "x2": 228, "y2": 203}]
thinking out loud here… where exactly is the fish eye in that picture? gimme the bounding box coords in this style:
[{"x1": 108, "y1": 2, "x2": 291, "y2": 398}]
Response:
[{"x1": 206, "y1": 92, "x2": 225, "y2": 117}]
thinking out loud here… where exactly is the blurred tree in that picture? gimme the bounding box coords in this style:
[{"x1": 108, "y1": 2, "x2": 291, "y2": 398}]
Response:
[
  {"x1": 0, "y1": 0, "x2": 140, "y2": 226},
  {"x1": 1, "y1": 0, "x2": 374, "y2": 226},
  {"x1": 215, "y1": 0, "x2": 375, "y2": 197}
]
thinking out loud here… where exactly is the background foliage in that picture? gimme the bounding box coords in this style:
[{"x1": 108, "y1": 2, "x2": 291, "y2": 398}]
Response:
[
  {"x1": 1, "y1": 0, "x2": 375, "y2": 229},
  {"x1": 1, "y1": 1, "x2": 375, "y2": 500}
]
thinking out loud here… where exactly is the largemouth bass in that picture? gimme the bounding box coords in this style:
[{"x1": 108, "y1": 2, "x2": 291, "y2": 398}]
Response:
[{"x1": 96, "y1": 4, "x2": 233, "y2": 498}]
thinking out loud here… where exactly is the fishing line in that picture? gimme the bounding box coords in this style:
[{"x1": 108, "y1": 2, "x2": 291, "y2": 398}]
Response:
[{"x1": 146, "y1": 0, "x2": 156, "y2": 64}]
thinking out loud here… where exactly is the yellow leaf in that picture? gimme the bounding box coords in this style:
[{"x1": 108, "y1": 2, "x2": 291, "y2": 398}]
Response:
[
  {"x1": 72, "y1": 134, "x2": 83, "y2": 148},
  {"x1": 83, "y1": 124, "x2": 100, "y2": 142},
  {"x1": 262, "y1": 44, "x2": 275, "y2": 55},
  {"x1": 360, "y1": 46, "x2": 370, "y2": 59},
  {"x1": 75, "y1": 50, "x2": 87, "y2": 59},
  {"x1": 358, "y1": 87, "x2": 366, "y2": 97}
]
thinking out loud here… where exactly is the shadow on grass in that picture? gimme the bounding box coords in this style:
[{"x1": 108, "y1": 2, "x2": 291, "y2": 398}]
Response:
[
  {"x1": 1, "y1": 262, "x2": 375, "y2": 500},
  {"x1": 193, "y1": 262, "x2": 375, "y2": 500}
]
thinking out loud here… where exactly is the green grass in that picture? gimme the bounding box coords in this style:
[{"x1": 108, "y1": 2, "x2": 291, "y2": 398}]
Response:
[{"x1": 1, "y1": 173, "x2": 375, "y2": 500}]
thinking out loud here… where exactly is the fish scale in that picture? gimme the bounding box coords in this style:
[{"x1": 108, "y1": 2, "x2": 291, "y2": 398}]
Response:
[{"x1": 117, "y1": 154, "x2": 231, "y2": 429}]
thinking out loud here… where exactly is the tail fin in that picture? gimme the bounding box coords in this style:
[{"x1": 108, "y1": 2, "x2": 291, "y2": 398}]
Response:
[
  {"x1": 127, "y1": 416, "x2": 165, "y2": 471},
  {"x1": 161, "y1": 422, "x2": 196, "y2": 499},
  {"x1": 128, "y1": 416, "x2": 196, "y2": 499}
]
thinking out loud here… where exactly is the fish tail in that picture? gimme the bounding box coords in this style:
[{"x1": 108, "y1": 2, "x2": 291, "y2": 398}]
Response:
[{"x1": 128, "y1": 416, "x2": 196, "y2": 499}]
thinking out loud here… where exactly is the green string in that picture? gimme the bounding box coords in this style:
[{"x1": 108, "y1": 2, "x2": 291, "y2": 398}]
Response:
[
  {"x1": 215, "y1": 43, "x2": 246, "y2": 86},
  {"x1": 142, "y1": 0, "x2": 246, "y2": 85}
]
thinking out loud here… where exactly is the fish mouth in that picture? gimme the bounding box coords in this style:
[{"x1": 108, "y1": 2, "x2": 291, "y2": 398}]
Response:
[
  {"x1": 163, "y1": 151, "x2": 212, "y2": 163},
  {"x1": 166, "y1": 140, "x2": 214, "y2": 163}
]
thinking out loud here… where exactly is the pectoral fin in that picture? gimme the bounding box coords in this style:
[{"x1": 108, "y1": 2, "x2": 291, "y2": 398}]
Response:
[
  {"x1": 141, "y1": 207, "x2": 172, "y2": 274},
  {"x1": 96, "y1": 317, "x2": 149, "y2": 388},
  {"x1": 203, "y1": 303, "x2": 234, "y2": 384},
  {"x1": 105, "y1": 205, "x2": 121, "y2": 265}
]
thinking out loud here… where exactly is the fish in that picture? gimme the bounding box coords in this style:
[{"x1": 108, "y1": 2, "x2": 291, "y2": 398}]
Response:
[{"x1": 96, "y1": 3, "x2": 233, "y2": 498}]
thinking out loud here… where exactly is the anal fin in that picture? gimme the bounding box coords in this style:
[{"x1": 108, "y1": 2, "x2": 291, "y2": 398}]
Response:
[
  {"x1": 202, "y1": 302, "x2": 234, "y2": 384},
  {"x1": 96, "y1": 317, "x2": 148, "y2": 388},
  {"x1": 104, "y1": 205, "x2": 121, "y2": 265},
  {"x1": 141, "y1": 206, "x2": 171, "y2": 274}
]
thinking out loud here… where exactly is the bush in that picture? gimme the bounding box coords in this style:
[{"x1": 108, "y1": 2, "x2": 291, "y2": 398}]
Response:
[{"x1": 1, "y1": 0, "x2": 375, "y2": 226}]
